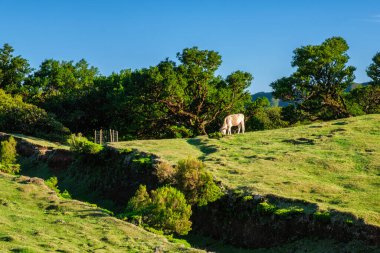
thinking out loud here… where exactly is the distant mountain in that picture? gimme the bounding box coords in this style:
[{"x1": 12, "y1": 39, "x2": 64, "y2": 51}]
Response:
[{"x1": 252, "y1": 82, "x2": 371, "y2": 107}]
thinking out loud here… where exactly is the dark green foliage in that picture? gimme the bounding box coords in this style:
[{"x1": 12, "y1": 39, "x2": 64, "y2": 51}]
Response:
[
  {"x1": 313, "y1": 211, "x2": 331, "y2": 223},
  {"x1": 345, "y1": 86, "x2": 380, "y2": 115},
  {"x1": 247, "y1": 107, "x2": 289, "y2": 131},
  {"x1": 208, "y1": 132, "x2": 223, "y2": 139},
  {"x1": 257, "y1": 201, "x2": 276, "y2": 214},
  {"x1": 23, "y1": 59, "x2": 100, "y2": 135},
  {"x1": 281, "y1": 104, "x2": 310, "y2": 124},
  {"x1": 126, "y1": 47, "x2": 252, "y2": 136},
  {"x1": 0, "y1": 89, "x2": 69, "y2": 142},
  {"x1": 45, "y1": 176, "x2": 59, "y2": 193},
  {"x1": 60, "y1": 189, "x2": 72, "y2": 199},
  {"x1": 168, "y1": 126, "x2": 194, "y2": 138},
  {"x1": 0, "y1": 43, "x2": 31, "y2": 94},
  {"x1": 366, "y1": 52, "x2": 380, "y2": 86},
  {"x1": 0, "y1": 136, "x2": 20, "y2": 174},
  {"x1": 271, "y1": 37, "x2": 356, "y2": 120},
  {"x1": 126, "y1": 185, "x2": 192, "y2": 235},
  {"x1": 175, "y1": 158, "x2": 223, "y2": 206},
  {"x1": 274, "y1": 207, "x2": 304, "y2": 217},
  {"x1": 342, "y1": 53, "x2": 380, "y2": 115},
  {"x1": 67, "y1": 133, "x2": 103, "y2": 154},
  {"x1": 0, "y1": 136, "x2": 17, "y2": 165},
  {"x1": 45, "y1": 176, "x2": 72, "y2": 199}
]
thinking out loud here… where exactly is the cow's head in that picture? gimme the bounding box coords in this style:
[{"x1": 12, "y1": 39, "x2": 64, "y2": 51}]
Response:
[{"x1": 220, "y1": 127, "x2": 227, "y2": 135}]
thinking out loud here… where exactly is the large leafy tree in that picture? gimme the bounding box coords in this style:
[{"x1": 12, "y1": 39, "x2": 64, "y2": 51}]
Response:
[
  {"x1": 347, "y1": 52, "x2": 380, "y2": 114},
  {"x1": 24, "y1": 58, "x2": 98, "y2": 101},
  {"x1": 271, "y1": 37, "x2": 356, "y2": 119},
  {"x1": 0, "y1": 43, "x2": 31, "y2": 93},
  {"x1": 23, "y1": 59, "x2": 99, "y2": 133},
  {"x1": 367, "y1": 52, "x2": 380, "y2": 86},
  {"x1": 128, "y1": 47, "x2": 252, "y2": 135}
]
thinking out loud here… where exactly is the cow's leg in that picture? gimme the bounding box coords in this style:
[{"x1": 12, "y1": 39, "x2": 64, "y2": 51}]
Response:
[
  {"x1": 237, "y1": 125, "x2": 241, "y2": 134},
  {"x1": 228, "y1": 126, "x2": 231, "y2": 135},
  {"x1": 242, "y1": 122, "x2": 245, "y2": 134}
]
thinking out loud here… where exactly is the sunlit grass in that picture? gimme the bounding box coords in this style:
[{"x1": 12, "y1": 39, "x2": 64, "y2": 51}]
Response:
[
  {"x1": 9, "y1": 133, "x2": 69, "y2": 150},
  {"x1": 0, "y1": 173, "x2": 203, "y2": 252},
  {"x1": 111, "y1": 114, "x2": 380, "y2": 226}
]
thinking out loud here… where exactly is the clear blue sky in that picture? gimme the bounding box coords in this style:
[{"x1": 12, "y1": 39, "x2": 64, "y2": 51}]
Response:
[{"x1": 1, "y1": 0, "x2": 379, "y2": 92}]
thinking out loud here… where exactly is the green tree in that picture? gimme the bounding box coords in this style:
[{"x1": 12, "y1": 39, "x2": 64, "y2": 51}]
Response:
[
  {"x1": 345, "y1": 52, "x2": 380, "y2": 114},
  {"x1": 367, "y1": 52, "x2": 380, "y2": 86},
  {"x1": 24, "y1": 58, "x2": 98, "y2": 100},
  {"x1": 23, "y1": 59, "x2": 99, "y2": 133},
  {"x1": 0, "y1": 43, "x2": 31, "y2": 93},
  {"x1": 128, "y1": 47, "x2": 252, "y2": 136},
  {"x1": 271, "y1": 37, "x2": 356, "y2": 119}
]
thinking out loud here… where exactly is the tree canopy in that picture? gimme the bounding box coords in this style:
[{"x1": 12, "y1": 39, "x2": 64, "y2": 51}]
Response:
[
  {"x1": 367, "y1": 52, "x2": 380, "y2": 86},
  {"x1": 0, "y1": 43, "x2": 31, "y2": 94},
  {"x1": 127, "y1": 47, "x2": 252, "y2": 135},
  {"x1": 271, "y1": 37, "x2": 356, "y2": 119}
]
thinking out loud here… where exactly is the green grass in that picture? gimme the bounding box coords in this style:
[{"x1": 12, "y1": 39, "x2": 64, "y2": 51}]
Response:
[
  {"x1": 0, "y1": 173, "x2": 203, "y2": 253},
  {"x1": 8, "y1": 133, "x2": 69, "y2": 150},
  {"x1": 110, "y1": 114, "x2": 380, "y2": 227}
]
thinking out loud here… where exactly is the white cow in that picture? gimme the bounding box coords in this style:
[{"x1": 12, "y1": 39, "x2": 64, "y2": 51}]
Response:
[{"x1": 220, "y1": 113, "x2": 245, "y2": 135}]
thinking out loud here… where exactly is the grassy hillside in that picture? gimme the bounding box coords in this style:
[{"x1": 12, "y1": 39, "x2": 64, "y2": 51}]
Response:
[
  {"x1": 0, "y1": 173, "x2": 203, "y2": 253},
  {"x1": 110, "y1": 114, "x2": 380, "y2": 227}
]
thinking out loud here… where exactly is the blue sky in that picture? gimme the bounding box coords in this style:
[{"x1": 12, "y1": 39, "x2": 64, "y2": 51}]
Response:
[{"x1": 1, "y1": 1, "x2": 379, "y2": 92}]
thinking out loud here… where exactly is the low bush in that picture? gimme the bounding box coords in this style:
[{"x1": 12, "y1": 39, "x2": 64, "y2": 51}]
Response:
[
  {"x1": 125, "y1": 185, "x2": 192, "y2": 235},
  {"x1": 274, "y1": 207, "x2": 304, "y2": 217},
  {"x1": 45, "y1": 176, "x2": 59, "y2": 193},
  {"x1": 208, "y1": 132, "x2": 223, "y2": 139},
  {"x1": 168, "y1": 125, "x2": 193, "y2": 138},
  {"x1": 313, "y1": 211, "x2": 331, "y2": 223},
  {"x1": 175, "y1": 158, "x2": 223, "y2": 206},
  {"x1": 67, "y1": 133, "x2": 103, "y2": 154},
  {"x1": 257, "y1": 201, "x2": 276, "y2": 214},
  {"x1": 0, "y1": 136, "x2": 20, "y2": 174},
  {"x1": 155, "y1": 161, "x2": 177, "y2": 184},
  {"x1": 247, "y1": 107, "x2": 289, "y2": 131}
]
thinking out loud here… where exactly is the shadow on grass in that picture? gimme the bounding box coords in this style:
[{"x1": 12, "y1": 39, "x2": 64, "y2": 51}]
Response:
[
  {"x1": 332, "y1": 121, "x2": 348, "y2": 126},
  {"x1": 186, "y1": 138, "x2": 218, "y2": 160},
  {"x1": 282, "y1": 138, "x2": 315, "y2": 145}
]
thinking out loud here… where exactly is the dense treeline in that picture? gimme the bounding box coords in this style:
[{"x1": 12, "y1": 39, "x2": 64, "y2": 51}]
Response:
[{"x1": 0, "y1": 37, "x2": 379, "y2": 141}]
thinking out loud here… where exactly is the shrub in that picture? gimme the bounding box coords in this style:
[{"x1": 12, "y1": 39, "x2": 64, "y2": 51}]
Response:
[
  {"x1": 67, "y1": 133, "x2": 103, "y2": 154},
  {"x1": 126, "y1": 185, "x2": 192, "y2": 235},
  {"x1": 247, "y1": 107, "x2": 288, "y2": 131},
  {"x1": 0, "y1": 136, "x2": 20, "y2": 174},
  {"x1": 0, "y1": 136, "x2": 17, "y2": 165},
  {"x1": 257, "y1": 201, "x2": 276, "y2": 214},
  {"x1": 0, "y1": 89, "x2": 70, "y2": 142},
  {"x1": 175, "y1": 158, "x2": 223, "y2": 206},
  {"x1": 313, "y1": 211, "x2": 331, "y2": 223},
  {"x1": 155, "y1": 161, "x2": 177, "y2": 184},
  {"x1": 45, "y1": 176, "x2": 59, "y2": 193},
  {"x1": 208, "y1": 132, "x2": 223, "y2": 139},
  {"x1": 274, "y1": 207, "x2": 304, "y2": 217},
  {"x1": 60, "y1": 189, "x2": 72, "y2": 199},
  {"x1": 168, "y1": 125, "x2": 193, "y2": 138}
]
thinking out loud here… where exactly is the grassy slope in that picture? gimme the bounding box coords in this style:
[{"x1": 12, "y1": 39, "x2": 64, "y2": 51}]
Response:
[
  {"x1": 7, "y1": 132, "x2": 69, "y2": 150},
  {"x1": 0, "y1": 173, "x2": 203, "y2": 253},
  {"x1": 110, "y1": 114, "x2": 380, "y2": 227}
]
